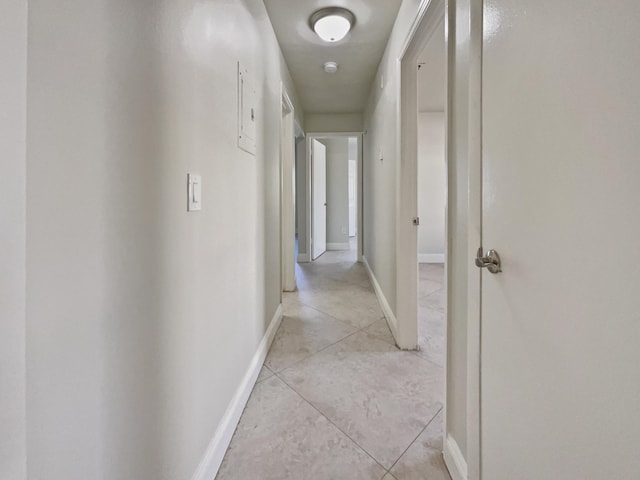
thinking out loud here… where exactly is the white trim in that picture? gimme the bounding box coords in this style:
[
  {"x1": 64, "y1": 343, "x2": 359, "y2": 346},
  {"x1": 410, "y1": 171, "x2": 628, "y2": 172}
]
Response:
[
  {"x1": 395, "y1": 0, "x2": 445, "y2": 358},
  {"x1": 418, "y1": 253, "x2": 445, "y2": 263},
  {"x1": 280, "y1": 86, "x2": 296, "y2": 292},
  {"x1": 326, "y1": 242, "x2": 350, "y2": 251},
  {"x1": 362, "y1": 256, "x2": 406, "y2": 349},
  {"x1": 297, "y1": 252, "x2": 310, "y2": 263},
  {"x1": 190, "y1": 305, "x2": 283, "y2": 480},
  {"x1": 444, "y1": 434, "x2": 468, "y2": 480},
  {"x1": 399, "y1": 0, "x2": 437, "y2": 59},
  {"x1": 464, "y1": 2, "x2": 483, "y2": 478}
]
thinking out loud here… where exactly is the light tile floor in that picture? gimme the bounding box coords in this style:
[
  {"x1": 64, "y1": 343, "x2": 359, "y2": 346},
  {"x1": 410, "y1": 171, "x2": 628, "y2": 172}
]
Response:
[{"x1": 216, "y1": 247, "x2": 450, "y2": 480}]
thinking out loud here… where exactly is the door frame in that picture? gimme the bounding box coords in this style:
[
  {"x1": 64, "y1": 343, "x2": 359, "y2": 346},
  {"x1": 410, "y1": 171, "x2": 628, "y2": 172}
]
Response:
[
  {"x1": 465, "y1": 1, "x2": 483, "y2": 478},
  {"x1": 396, "y1": 0, "x2": 482, "y2": 478},
  {"x1": 305, "y1": 132, "x2": 364, "y2": 263},
  {"x1": 280, "y1": 87, "x2": 296, "y2": 292}
]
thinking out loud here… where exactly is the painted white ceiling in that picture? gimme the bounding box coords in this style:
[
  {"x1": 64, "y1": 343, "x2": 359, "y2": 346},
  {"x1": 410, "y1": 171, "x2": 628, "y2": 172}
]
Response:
[
  {"x1": 264, "y1": 0, "x2": 402, "y2": 114},
  {"x1": 418, "y1": 19, "x2": 445, "y2": 112}
]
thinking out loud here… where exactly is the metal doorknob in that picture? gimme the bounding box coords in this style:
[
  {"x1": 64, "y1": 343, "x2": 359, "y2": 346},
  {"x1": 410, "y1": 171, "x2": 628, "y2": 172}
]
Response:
[{"x1": 475, "y1": 248, "x2": 502, "y2": 274}]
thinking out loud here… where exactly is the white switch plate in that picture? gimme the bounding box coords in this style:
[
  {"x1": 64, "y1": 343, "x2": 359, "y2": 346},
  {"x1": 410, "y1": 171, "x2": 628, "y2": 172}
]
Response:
[{"x1": 187, "y1": 173, "x2": 202, "y2": 211}]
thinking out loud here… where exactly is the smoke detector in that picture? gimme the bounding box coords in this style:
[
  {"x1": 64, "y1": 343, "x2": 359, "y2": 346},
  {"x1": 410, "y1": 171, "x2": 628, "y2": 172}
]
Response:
[{"x1": 323, "y1": 61, "x2": 338, "y2": 74}]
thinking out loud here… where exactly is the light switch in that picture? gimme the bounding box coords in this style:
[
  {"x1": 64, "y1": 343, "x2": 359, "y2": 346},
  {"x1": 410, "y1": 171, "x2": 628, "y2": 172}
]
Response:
[{"x1": 187, "y1": 173, "x2": 202, "y2": 212}]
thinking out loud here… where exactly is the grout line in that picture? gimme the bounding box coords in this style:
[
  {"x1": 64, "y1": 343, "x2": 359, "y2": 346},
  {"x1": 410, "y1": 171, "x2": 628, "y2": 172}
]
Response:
[
  {"x1": 268, "y1": 328, "x2": 362, "y2": 375},
  {"x1": 276, "y1": 371, "x2": 391, "y2": 474},
  {"x1": 292, "y1": 300, "x2": 361, "y2": 332},
  {"x1": 296, "y1": 260, "x2": 373, "y2": 290},
  {"x1": 386, "y1": 406, "x2": 444, "y2": 473},
  {"x1": 284, "y1": 290, "x2": 382, "y2": 335}
]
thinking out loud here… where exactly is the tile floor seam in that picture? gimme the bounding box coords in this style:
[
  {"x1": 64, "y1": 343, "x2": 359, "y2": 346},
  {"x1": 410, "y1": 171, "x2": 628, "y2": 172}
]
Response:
[
  {"x1": 356, "y1": 317, "x2": 396, "y2": 342},
  {"x1": 296, "y1": 266, "x2": 368, "y2": 289},
  {"x1": 405, "y1": 349, "x2": 443, "y2": 369},
  {"x1": 285, "y1": 297, "x2": 373, "y2": 332},
  {"x1": 274, "y1": 370, "x2": 391, "y2": 474},
  {"x1": 386, "y1": 406, "x2": 444, "y2": 474},
  {"x1": 269, "y1": 328, "x2": 363, "y2": 375}
]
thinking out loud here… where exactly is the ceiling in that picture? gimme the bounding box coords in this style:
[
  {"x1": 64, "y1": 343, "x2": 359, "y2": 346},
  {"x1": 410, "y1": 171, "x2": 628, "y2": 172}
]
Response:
[
  {"x1": 417, "y1": 19, "x2": 445, "y2": 112},
  {"x1": 264, "y1": 0, "x2": 402, "y2": 114}
]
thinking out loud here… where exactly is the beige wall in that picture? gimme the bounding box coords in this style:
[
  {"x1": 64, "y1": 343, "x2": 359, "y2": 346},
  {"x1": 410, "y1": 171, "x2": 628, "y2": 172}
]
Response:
[
  {"x1": 418, "y1": 112, "x2": 446, "y2": 261},
  {"x1": 305, "y1": 113, "x2": 364, "y2": 132},
  {"x1": 362, "y1": 0, "x2": 470, "y2": 463},
  {"x1": 0, "y1": 1, "x2": 27, "y2": 478},
  {"x1": 24, "y1": 1, "x2": 301, "y2": 478},
  {"x1": 323, "y1": 138, "x2": 350, "y2": 247}
]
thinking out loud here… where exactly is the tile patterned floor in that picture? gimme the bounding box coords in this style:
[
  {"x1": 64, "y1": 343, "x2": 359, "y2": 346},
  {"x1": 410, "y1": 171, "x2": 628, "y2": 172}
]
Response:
[{"x1": 216, "y1": 248, "x2": 450, "y2": 480}]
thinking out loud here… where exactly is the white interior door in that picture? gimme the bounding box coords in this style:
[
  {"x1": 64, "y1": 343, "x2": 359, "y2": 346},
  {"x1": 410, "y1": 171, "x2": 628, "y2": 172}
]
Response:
[
  {"x1": 480, "y1": 1, "x2": 640, "y2": 479},
  {"x1": 311, "y1": 139, "x2": 327, "y2": 260}
]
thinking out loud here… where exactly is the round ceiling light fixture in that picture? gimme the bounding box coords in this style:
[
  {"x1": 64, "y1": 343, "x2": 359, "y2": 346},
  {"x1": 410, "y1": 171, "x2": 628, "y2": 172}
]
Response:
[
  {"x1": 310, "y1": 7, "x2": 355, "y2": 43},
  {"x1": 323, "y1": 61, "x2": 338, "y2": 73}
]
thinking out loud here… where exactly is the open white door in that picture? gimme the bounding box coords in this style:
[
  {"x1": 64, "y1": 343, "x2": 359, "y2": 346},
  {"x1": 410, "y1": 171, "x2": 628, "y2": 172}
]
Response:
[
  {"x1": 480, "y1": 1, "x2": 640, "y2": 478},
  {"x1": 311, "y1": 139, "x2": 327, "y2": 260}
]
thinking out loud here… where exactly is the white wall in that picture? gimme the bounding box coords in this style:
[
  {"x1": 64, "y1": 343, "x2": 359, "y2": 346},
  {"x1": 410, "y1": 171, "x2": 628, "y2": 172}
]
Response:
[
  {"x1": 305, "y1": 113, "x2": 364, "y2": 132},
  {"x1": 24, "y1": 1, "x2": 301, "y2": 479},
  {"x1": 0, "y1": 1, "x2": 27, "y2": 478},
  {"x1": 418, "y1": 112, "x2": 446, "y2": 261},
  {"x1": 362, "y1": 0, "x2": 470, "y2": 463},
  {"x1": 323, "y1": 138, "x2": 350, "y2": 247}
]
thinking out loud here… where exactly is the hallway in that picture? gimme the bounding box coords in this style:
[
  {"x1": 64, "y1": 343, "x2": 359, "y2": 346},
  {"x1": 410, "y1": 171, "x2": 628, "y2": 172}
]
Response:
[{"x1": 217, "y1": 248, "x2": 451, "y2": 479}]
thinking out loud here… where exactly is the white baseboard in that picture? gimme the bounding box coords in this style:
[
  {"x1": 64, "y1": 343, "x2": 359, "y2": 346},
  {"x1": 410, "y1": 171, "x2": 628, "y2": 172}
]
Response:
[
  {"x1": 190, "y1": 305, "x2": 283, "y2": 480},
  {"x1": 418, "y1": 253, "x2": 445, "y2": 263},
  {"x1": 443, "y1": 434, "x2": 468, "y2": 480},
  {"x1": 362, "y1": 256, "x2": 399, "y2": 345},
  {"x1": 297, "y1": 253, "x2": 310, "y2": 263},
  {"x1": 327, "y1": 242, "x2": 350, "y2": 251}
]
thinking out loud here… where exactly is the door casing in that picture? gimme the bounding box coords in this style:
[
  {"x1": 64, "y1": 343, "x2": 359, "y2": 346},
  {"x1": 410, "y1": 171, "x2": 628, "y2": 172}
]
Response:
[
  {"x1": 280, "y1": 87, "x2": 296, "y2": 292},
  {"x1": 305, "y1": 132, "x2": 364, "y2": 263},
  {"x1": 396, "y1": 0, "x2": 482, "y2": 478}
]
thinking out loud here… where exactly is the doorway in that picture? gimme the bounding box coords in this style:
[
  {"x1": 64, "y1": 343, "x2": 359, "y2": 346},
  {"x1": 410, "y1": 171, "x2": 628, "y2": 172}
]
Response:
[
  {"x1": 397, "y1": 0, "x2": 468, "y2": 477},
  {"x1": 416, "y1": 18, "x2": 447, "y2": 369},
  {"x1": 302, "y1": 133, "x2": 363, "y2": 264}
]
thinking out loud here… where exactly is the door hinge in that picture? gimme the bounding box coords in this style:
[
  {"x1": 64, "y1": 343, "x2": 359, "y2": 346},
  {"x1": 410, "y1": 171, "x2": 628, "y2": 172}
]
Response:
[{"x1": 412, "y1": 217, "x2": 420, "y2": 226}]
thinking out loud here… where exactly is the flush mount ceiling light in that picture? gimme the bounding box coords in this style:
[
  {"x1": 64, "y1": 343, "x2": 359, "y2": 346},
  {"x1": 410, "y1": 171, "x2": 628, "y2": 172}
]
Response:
[
  {"x1": 323, "y1": 61, "x2": 338, "y2": 73},
  {"x1": 310, "y1": 7, "x2": 355, "y2": 43}
]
